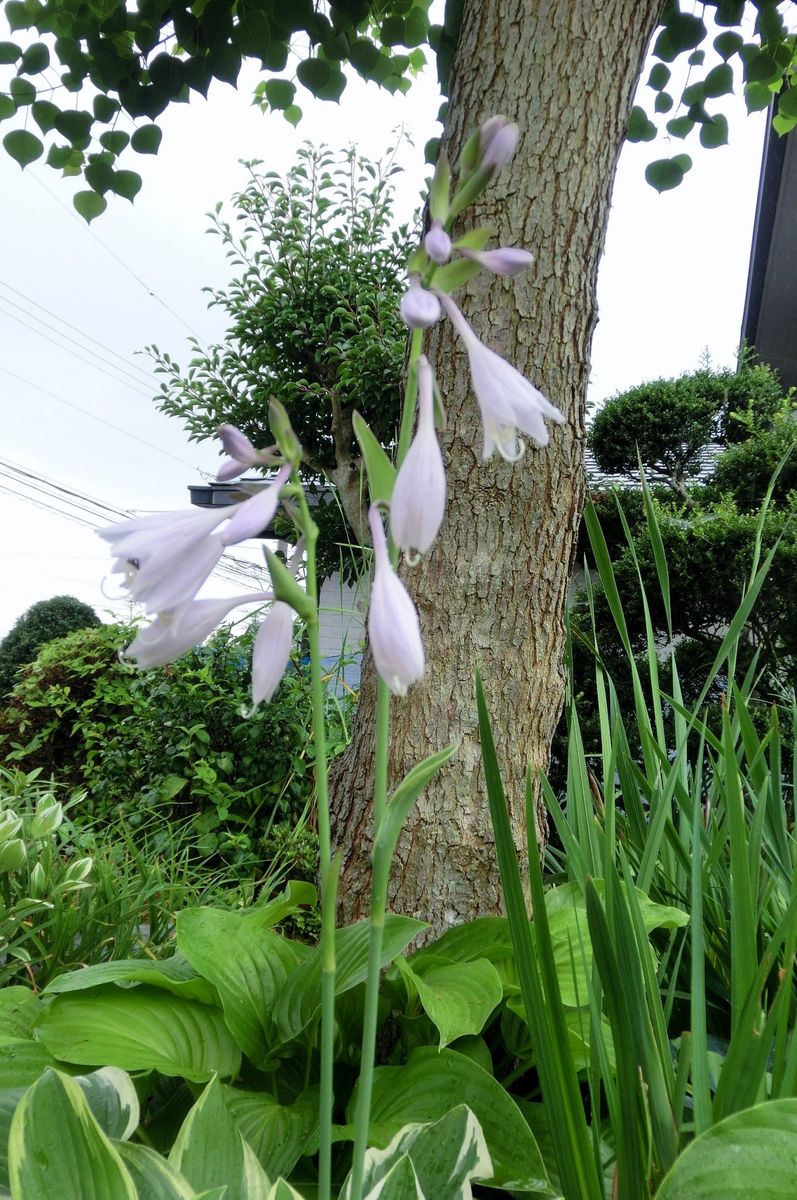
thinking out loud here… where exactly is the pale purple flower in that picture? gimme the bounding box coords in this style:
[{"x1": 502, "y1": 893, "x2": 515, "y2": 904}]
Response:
[
  {"x1": 216, "y1": 424, "x2": 276, "y2": 482},
  {"x1": 400, "y1": 277, "x2": 442, "y2": 330},
  {"x1": 220, "y1": 465, "x2": 291, "y2": 546},
  {"x1": 251, "y1": 601, "x2": 294, "y2": 705},
  {"x1": 367, "y1": 506, "x2": 424, "y2": 696},
  {"x1": 390, "y1": 356, "x2": 446, "y2": 556},
  {"x1": 479, "y1": 116, "x2": 520, "y2": 171},
  {"x1": 99, "y1": 505, "x2": 229, "y2": 613},
  {"x1": 425, "y1": 221, "x2": 452, "y2": 264},
  {"x1": 124, "y1": 593, "x2": 269, "y2": 668},
  {"x1": 459, "y1": 246, "x2": 534, "y2": 276},
  {"x1": 438, "y1": 292, "x2": 565, "y2": 461}
]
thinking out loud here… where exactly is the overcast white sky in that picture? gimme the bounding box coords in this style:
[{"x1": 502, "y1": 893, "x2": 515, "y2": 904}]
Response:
[{"x1": 0, "y1": 15, "x2": 769, "y2": 636}]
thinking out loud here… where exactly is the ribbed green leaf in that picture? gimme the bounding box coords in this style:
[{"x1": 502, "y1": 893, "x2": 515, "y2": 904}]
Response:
[
  {"x1": 657, "y1": 1099, "x2": 797, "y2": 1199},
  {"x1": 169, "y1": 1077, "x2": 269, "y2": 1200},
  {"x1": 35, "y1": 986, "x2": 240, "y2": 1081}
]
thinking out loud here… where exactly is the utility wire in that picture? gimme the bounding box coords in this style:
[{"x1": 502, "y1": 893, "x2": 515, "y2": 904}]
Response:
[
  {"x1": 0, "y1": 460, "x2": 268, "y2": 591},
  {"x1": 0, "y1": 300, "x2": 154, "y2": 400},
  {"x1": 0, "y1": 278, "x2": 154, "y2": 383},
  {"x1": 30, "y1": 169, "x2": 206, "y2": 342},
  {"x1": 0, "y1": 287, "x2": 154, "y2": 392},
  {"x1": 0, "y1": 365, "x2": 206, "y2": 475}
]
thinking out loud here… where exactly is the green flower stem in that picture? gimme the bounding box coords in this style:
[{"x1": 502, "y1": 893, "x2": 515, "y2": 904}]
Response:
[
  {"x1": 296, "y1": 483, "x2": 336, "y2": 1200},
  {"x1": 349, "y1": 329, "x2": 424, "y2": 1200}
]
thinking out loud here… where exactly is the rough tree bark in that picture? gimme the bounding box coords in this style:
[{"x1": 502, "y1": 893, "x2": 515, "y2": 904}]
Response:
[{"x1": 329, "y1": 0, "x2": 664, "y2": 933}]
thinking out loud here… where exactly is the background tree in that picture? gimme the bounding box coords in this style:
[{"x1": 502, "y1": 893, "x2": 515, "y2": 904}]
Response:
[
  {"x1": 148, "y1": 143, "x2": 412, "y2": 581},
  {"x1": 3, "y1": 0, "x2": 797, "y2": 929},
  {"x1": 0, "y1": 595, "x2": 99, "y2": 695},
  {"x1": 588, "y1": 359, "x2": 785, "y2": 499}
]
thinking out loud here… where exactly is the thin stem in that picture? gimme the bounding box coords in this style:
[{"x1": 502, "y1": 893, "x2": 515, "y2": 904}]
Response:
[
  {"x1": 348, "y1": 332, "x2": 423, "y2": 1200},
  {"x1": 395, "y1": 327, "x2": 425, "y2": 472},
  {"x1": 297, "y1": 484, "x2": 335, "y2": 1200}
]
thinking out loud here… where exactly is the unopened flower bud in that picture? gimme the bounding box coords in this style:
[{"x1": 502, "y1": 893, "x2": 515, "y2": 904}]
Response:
[
  {"x1": 390, "y1": 356, "x2": 446, "y2": 556},
  {"x1": 30, "y1": 801, "x2": 63, "y2": 840},
  {"x1": 460, "y1": 246, "x2": 534, "y2": 276},
  {"x1": 252, "y1": 601, "x2": 294, "y2": 705},
  {"x1": 29, "y1": 861, "x2": 47, "y2": 899},
  {"x1": 400, "y1": 278, "x2": 442, "y2": 330},
  {"x1": 367, "y1": 506, "x2": 425, "y2": 696},
  {"x1": 424, "y1": 221, "x2": 452, "y2": 264},
  {"x1": 479, "y1": 116, "x2": 520, "y2": 172},
  {"x1": 0, "y1": 838, "x2": 26, "y2": 873}
]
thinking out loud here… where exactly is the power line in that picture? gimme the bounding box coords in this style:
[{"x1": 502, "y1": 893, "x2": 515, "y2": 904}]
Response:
[
  {"x1": 0, "y1": 299, "x2": 154, "y2": 400},
  {"x1": 0, "y1": 284, "x2": 154, "y2": 391},
  {"x1": 0, "y1": 365, "x2": 206, "y2": 475},
  {"x1": 30, "y1": 169, "x2": 205, "y2": 342},
  {"x1": 0, "y1": 459, "x2": 269, "y2": 591}
]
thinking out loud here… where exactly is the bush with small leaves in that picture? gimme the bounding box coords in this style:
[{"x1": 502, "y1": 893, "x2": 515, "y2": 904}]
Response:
[{"x1": 0, "y1": 595, "x2": 99, "y2": 696}]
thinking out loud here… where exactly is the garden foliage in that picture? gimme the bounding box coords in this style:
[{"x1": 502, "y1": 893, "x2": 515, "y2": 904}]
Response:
[
  {"x1": 0, "y1": 621, "x2": 348, "y2": 872},
  {"x1": 0, "y1": 595, "x2": 99, "y2": 696}
]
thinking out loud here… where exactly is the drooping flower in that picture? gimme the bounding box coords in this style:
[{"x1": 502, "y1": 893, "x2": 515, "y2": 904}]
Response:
[
  {"x1": 459, "y1": 246, "x2": 534, "y2": 276},
  {"x1": 99, "y1": 505, "x2": 229, "y2": 613},
  {"x1": 99, "y1": 467, "x2": 291, "y2": 612},
  {"x1": 367, "y1": 505, "x2": 425, "y2": 696},
  {"x1": 438, "y1": 292, "x2": 565, "y2": 461},
  {"x1": 425, "y1": 220, "x2": 452, "y2": 264},
  {"x1": 220, "y1": 465, "x2": 291, "y2": 546},
  {"x1": 124, "y1": 593, "x2": 270, "y2": 668},
  {"x1": 390, "y1": 355, "x2": 446, "y2": 556},
  {"x1": 216, "y1": 424, "x2": 277, "y2": 482},
  {"x1": 400, "y1": 277, "x2": 442, "y2": 330},
  {"x1": 479, "y1": 116, "x2": 520, "y2": 172},
  {"x1": 251, "y1": 601, "x2": 294, "y2": 705}
]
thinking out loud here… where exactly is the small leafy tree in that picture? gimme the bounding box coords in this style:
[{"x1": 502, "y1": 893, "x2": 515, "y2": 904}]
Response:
[
  {"x1": 710, "y1": 394, "x2": 797, "y2": 509},
  {"x1": 149, "y1": 142, "x2": 413, "y2": 578},
  {"x1": 0, "y1": 595, "x2": 99, "y2": 696},
  {"x1": 588, "y1": 360, "x2": 785, "y2": 499}
]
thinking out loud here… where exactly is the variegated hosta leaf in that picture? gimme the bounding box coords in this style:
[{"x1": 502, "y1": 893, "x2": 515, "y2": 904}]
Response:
[
  {"x1": 8, "y1": 1069, "x2": 137, "y2": 1200},
  {"x1": 169, "y1": 1076, "x2": 270, "y2": 1200},
  {"x1": 115, "y1": 1142, "x2": 198, "y2": 1200},
  {"x1": 340, "y1": 1106, "x2": 492, "y2": 1200}
]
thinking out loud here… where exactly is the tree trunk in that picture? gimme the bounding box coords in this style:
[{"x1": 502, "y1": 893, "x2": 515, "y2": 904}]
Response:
[{"x1": 329, "y1": 0, "x2": 663, "y2": 934}]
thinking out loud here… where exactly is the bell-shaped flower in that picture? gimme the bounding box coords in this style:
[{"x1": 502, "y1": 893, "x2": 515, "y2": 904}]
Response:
[
  {"x1": 124, "y1": 593, "x2": 269, "y2": 668},
  {"x1": 367, "y1": 506, "x2": 425, "y2": 696},
  {"x1": 438, "y1": 293, "x2": 565, "y2": 460},
  {"x1": 220, "y1": 465, "x2": 291, "y2": 546},
  {"x1": 390, "y1": 355, "x2": 446, "y2": 556},
  {"x1": 216, "y1": 424, "x2": 276, "y2": 482},
  {"x1": 424, "y1": 220, "x2": 452, "y2": 264},
  {"x1": 459, "y1": 246, "x2": 534, "y2": 276},
  {"x1": 251, "y1": 601, "x2": 294, "y2": 705},
  {"x1": 479, "y1": 116, "x2": 520, "y2": 172},
  {"x1": 99, "y1": 505, "x2": 229, "y2": 613},
  {"x1": 400, "y1": 277, "x2": 442, "y2": 330}
]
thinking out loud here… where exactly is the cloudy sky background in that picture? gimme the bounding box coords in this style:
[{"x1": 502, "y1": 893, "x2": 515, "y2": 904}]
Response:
[{"x1": 0, "y1": 14, "x2": 769, "y2": 636}]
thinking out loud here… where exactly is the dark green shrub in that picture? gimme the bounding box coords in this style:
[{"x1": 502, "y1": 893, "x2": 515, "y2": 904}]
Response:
[
  {"x1": 588, "y1": 361, "x2": 785, "y2": 497},
  {"x1": 0, "y1": 595, "x2": 99, "y2": 696}
]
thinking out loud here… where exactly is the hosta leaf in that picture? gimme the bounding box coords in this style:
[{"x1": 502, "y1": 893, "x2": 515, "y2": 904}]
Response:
[
  {"x1": 75, "y1": 1066, "x2": 139, "y2": 1141},
  {"x1": 35, "y1": 985, "x2": 240, "y2": 1081},
  {"x1": 223, "y1": 1086, "x2": 318, "y2": 1179},
  {"x1": 657, "y1": 1099, "x2": 797, "y2": 1199},
  {"x1": 169, "y1": 1077, "x2": 270, "y2": 1200},
  {"x1": 115, "y1": 1142, "x2": 197, "y2": 1199},
  {"x1": 177, "y1": 908, "x2": 303, "y2": 1067},
  {"x1": 44, "y1": 950, "x2": 219, "y2": 1005},
  {"x1": 340, "y1": 1105, "x2": 492, "y2": 1200},
  {"x1": 0, "y1": 1039, "x2": 58, "y2": 1088},
  {"x1": 8, "y1": 1069, "x2": 136, "y2": 1200},
  {"x1": 0, "y1": 989, "x2": 39, "y2": 1040},
  {"x1": 350, "y1": 1046, "x2": 550, "y2": 1192},
  {"x1": 274, "y1": 916, "x2": 425, "y2": 1048},
  {"x1": 399, "y1": 956, "x2": 502, "y2": 1047}
]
